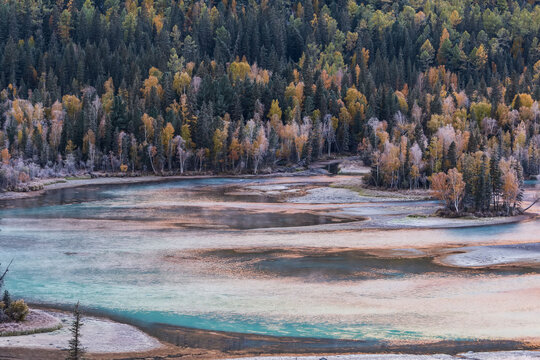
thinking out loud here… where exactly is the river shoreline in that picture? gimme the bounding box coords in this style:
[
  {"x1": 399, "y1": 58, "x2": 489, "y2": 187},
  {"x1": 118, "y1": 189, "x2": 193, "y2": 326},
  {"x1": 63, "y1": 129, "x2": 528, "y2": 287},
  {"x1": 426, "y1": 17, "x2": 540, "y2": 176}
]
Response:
[
  {"x1": 0, "y1": 172, "x2": 535, "y2": 231},
  {"x1": 0, "y1": 307, "x2": 163, "y2": 354},
  {"x1": 1, "y1": 304, "x2": 538, "y2": 360},
  {"x1": 0, "y1": 156, "x2": 353, "y2": 201},
  {"x1": 0, "y1": 174, "x2": 228, "y2": 201}
]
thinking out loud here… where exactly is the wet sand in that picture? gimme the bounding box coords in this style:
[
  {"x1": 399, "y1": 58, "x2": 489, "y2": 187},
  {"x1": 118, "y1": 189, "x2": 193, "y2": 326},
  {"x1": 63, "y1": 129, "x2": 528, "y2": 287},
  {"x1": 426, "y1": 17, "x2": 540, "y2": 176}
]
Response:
[{"x1": 3, "y1": 305, "x2": 537, "y2": 360}]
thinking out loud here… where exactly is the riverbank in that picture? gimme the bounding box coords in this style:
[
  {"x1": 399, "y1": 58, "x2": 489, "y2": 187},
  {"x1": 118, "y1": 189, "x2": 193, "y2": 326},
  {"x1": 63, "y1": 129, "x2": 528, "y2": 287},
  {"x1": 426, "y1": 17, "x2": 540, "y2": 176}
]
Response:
[
  {"x1": 0, "y1": 171, "x2": 333, "y2": 202},
  {"x1": 1, "y1": 166, "x2": 536, "y2": 230},
  {"x1": 222, "y1": 351, "x2": 540, "y2": 359},
  {"x1": 1, "y1": 174, "x2": 533, "y2": 233},
  {"x1": 2, "y1": 344, "x2": 538, "y2": 360},
  {"x1": 0, "y1": 309, "x2": 61, "y2": 337},
  {"x1": 0, "y1": 174, "x2": 215, "y2": 201},
  {"x1": 0, "y1": 308, "x2": 163, "y2": 354},
  {"x1": 2, "y1": 304, "x2": 539, "y2": 360},
  {"x1": 0, "y1": 157, "x2": 366, "y2": 202}
]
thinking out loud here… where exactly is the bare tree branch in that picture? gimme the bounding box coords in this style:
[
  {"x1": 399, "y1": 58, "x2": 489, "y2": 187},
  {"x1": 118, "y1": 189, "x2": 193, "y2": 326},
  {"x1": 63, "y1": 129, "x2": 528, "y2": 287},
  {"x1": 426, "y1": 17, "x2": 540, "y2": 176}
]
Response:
[
  {"x1": 0, "y1": 259, "x2": 13, "y2": 284},
  {"x1": 521, "y1": 196, "x2": 540, "y2": 213}
]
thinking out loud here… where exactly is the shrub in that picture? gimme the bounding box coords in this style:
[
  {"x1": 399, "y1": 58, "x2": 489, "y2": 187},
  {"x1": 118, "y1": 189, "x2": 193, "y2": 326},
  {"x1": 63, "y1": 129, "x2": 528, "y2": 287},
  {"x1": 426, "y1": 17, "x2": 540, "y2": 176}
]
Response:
[
  {"x1": 6, "y1": 299, "x2": 29, "y2": 322},
  {"x1": 18, "y1": 171, "x2": 30, "y2": 183},
  {"x1": 0, "y1": 166, "x2": 19, "y2": 191},
  {"x1": 0, "y1": 311, "x2": 9, "y2": 323}
]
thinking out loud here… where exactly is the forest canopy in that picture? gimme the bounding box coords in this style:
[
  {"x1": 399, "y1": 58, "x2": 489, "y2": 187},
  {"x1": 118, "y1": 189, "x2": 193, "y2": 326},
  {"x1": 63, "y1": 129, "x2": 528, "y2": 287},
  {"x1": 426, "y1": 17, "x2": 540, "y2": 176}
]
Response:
[{"x1": 0, "y1": 0, "x2": 539, "y2": 213}]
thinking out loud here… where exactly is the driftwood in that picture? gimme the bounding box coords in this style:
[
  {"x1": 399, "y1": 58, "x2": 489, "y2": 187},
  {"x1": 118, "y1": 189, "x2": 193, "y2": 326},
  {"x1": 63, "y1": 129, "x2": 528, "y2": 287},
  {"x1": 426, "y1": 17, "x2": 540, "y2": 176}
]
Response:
[
  {"x1": 521, "y1": 197, "x2": 540, "y2": 213},
  {"x1": 0, "y1": 259, "x2": 13, "y2": 285}
]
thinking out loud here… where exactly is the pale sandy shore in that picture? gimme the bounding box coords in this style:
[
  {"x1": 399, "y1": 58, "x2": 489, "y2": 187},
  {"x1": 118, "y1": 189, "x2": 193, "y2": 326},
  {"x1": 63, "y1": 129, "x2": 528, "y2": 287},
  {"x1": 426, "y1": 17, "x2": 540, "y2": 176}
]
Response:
[
  {"x1": 0, "y1": 310, "x2": 162, "y2": 353},
  {"x1": 223, "y1": 351, "x2": 540, "y2": 360}
]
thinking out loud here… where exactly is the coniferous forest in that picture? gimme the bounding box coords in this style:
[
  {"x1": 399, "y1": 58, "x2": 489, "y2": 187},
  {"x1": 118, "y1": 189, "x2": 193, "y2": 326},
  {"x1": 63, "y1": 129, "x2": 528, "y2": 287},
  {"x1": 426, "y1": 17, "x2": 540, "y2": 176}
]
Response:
[{"x1": 1, "y1": 0, "x2": 540, "y2": 215}]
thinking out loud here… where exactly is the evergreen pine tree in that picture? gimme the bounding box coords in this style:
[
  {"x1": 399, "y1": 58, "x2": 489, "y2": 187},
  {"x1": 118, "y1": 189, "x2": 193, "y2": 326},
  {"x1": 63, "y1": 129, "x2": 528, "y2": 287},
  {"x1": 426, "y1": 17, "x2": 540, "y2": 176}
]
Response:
[
  {"x1": 475, "y1": 155, "x2": 491, "y2": 212},
  {"x1": 447, "y1": 141, "x2": 457, "y2": 169},
  {"x1": 403, "y1": 142, "x2": 411, "y2": 189},
  {"x1": 513, "y1": 159, "x2": 525, "y2": 211},
  {"x1": 2, "y1": 290, "x2": 10, "y2": 309},
  {"x1": 67, "y1": 301, "x2": 84, "y2": 360}
]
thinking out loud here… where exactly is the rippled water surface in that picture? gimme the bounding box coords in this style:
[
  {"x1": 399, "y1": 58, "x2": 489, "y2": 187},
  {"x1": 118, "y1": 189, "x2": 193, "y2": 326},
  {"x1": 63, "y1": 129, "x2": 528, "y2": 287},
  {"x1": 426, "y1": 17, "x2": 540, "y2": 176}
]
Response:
[{"x1": 0, "y1": 177, "x2": 539, "y2": 342}]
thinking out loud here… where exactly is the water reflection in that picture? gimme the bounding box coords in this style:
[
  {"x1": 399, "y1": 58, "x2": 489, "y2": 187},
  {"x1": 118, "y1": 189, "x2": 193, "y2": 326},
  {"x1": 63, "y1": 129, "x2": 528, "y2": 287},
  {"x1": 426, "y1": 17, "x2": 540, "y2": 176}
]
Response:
[{"x1": 0, "y1": 177, "x2": 539, "y2": 342}]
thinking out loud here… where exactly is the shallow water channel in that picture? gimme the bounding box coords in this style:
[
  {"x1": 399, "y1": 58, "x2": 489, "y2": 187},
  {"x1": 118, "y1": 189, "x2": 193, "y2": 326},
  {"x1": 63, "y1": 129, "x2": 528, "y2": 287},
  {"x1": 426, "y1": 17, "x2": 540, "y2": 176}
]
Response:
[{"x1": 0, "y1": 177, "x2": 539, "y2": 345}]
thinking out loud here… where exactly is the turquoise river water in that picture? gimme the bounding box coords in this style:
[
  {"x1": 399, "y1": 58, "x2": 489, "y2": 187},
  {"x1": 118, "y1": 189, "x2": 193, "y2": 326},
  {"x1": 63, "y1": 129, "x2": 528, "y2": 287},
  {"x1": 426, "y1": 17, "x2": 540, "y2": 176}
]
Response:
[{"x1": 0, "y1": 177, "x2": 539, "y2": 342}]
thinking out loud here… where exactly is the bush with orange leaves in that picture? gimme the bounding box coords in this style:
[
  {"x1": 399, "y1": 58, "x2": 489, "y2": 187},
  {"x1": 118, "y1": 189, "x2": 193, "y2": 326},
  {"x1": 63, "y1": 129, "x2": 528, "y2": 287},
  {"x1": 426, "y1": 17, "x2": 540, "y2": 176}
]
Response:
[{"x1": 429, "y1": 168, "x2": 465, "y2": 214}]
